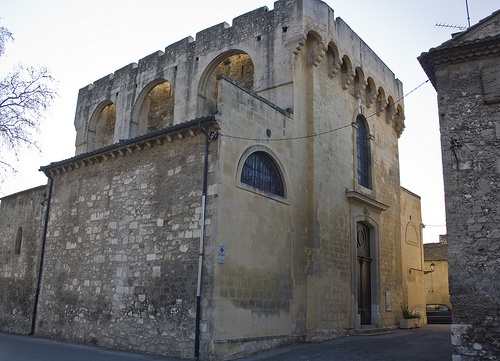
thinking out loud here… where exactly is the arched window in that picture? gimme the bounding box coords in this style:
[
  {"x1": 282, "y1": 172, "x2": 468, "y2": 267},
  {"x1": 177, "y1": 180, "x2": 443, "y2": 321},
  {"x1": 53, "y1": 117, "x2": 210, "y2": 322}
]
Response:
[
  {"x1": 14, "y1": 226, "x2": 23, "y2": 255},
  {"x1": 356, "y1": 116, "x2": 370, "y2": 188},
  {"x1": 241, "y1": 152, "x2": 284, "y2": 197}
]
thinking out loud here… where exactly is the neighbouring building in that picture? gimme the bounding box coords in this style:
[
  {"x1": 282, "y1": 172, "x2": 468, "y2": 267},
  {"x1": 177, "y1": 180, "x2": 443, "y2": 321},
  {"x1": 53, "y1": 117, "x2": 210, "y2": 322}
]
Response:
[
  {"x1": 400, "y1": 188, "x2": 426, "y2": 322},
  {"x1": 419, "y1": 9, "x2": 500, "y2": 360},
  {"x1": 1, "y1": 0, "x2": 426, "y2": 359},
  {"x1": 424, "y1": 235, "x2": 450, "y2": 306}
]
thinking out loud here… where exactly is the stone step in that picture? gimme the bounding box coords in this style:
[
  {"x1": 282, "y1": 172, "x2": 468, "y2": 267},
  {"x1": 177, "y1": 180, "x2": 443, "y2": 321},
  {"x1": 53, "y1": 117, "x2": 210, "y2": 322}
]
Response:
[{"x1": 355, "y1": 327, "x2": 394, "y2": 336}]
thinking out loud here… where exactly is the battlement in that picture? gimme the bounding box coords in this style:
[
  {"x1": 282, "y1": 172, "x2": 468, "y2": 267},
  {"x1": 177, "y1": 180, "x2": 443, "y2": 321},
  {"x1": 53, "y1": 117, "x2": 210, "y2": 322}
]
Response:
[
  {"x1": 77, "y1": 3, "x2": 284, "y2": 95},
  {"x1": 74, "y1": 0, "x2": 404, "y2": 156}
]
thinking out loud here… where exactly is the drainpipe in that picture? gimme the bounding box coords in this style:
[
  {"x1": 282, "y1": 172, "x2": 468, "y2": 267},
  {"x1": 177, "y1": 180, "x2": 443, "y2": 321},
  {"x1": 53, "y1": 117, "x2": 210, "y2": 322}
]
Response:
[
  {"x1": 194, "y1": 123, "x2": 209, "y2": 360},
  {"x1": 30, "y1": 175, "x2": 53, "y2": 335}
]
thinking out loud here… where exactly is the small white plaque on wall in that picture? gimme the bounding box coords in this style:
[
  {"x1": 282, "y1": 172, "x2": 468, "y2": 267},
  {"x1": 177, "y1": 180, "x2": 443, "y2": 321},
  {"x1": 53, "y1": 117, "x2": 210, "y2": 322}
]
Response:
[{"x1": 386, "y1": 291, "x2": 392, "y2": 311}]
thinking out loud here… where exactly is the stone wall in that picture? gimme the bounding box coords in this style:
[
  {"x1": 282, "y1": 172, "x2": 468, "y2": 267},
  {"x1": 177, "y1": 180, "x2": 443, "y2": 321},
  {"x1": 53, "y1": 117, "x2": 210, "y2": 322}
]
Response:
[
  {"x1": 400, "y1": 187, "x2": 426, "y2": 321},
  {"x1": 0, "y1": 185, "x2": 47, "y2": 333},
  {"x1": 208, "y1": 77, "x2": 304, "y2": 359},
  {"x1": 437, "y1": 55, "x2": 500, "y2": 359},
  {"x1": 34, "y1": 131, "x2": 216, "y2": 359},
  {"x1": 208, "y1": 41, "x2": 408, "y2": 358},
  {"x1": 424, "y1": 238, "x2": 450, "y2": 306},
  {"x1": 419, "y1": 13, "x2": 500, "y2": 358}
]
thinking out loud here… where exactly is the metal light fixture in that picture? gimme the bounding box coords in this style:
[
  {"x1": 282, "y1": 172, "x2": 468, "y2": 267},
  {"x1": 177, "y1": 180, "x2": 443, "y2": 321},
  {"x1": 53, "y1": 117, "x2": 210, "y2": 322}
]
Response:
[
  {"x1": 409, "y1": 262, "x2": 436, "y2": 274},
  {"x1": 424, "y1": 262, "x2": 436, "y2": 274}
]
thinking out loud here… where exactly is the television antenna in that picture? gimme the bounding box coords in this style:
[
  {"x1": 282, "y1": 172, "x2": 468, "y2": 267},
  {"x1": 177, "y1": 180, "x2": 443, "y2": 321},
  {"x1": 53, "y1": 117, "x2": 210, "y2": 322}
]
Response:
[
  {"x1": 435, "y1": 23, "x2": 466, "y2": 30},
  {"x1": 465, "y1": 0, "x2": 471, "y2": 27},
  {"x1": 435, "y1": 0, "x2": 471, "y2": 30}
]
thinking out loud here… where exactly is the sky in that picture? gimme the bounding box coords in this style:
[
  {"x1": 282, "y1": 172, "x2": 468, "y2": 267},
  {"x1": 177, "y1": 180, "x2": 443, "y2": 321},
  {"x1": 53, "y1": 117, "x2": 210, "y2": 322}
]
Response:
[{"x1": 1, "y1": 0, "x2": 498, "y2": 243}]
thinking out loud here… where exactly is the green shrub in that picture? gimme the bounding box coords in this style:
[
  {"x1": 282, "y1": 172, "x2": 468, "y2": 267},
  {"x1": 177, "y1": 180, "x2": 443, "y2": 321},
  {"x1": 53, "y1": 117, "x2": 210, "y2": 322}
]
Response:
[{"x1": 400, "y1": 303, "x2": 421, "y2": 319}]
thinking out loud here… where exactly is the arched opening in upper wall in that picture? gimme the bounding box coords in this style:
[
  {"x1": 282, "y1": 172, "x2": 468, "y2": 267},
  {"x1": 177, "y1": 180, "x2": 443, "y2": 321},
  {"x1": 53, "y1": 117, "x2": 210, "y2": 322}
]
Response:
[
  {"x1": 386, "y1": 96, "x2": 395, "y2": 123},
  {"x1": 354, "y1": 67, "x2": 366, "y2": 99},
  {"x1": 304, "y1": 30, "x2": 324, "y2": 67},
  {"x1": 376, "y1": 87, "x2": 387, "y2": 116},
  {"x1": 395, "y1": 104, "x2": 405, "y2": 123},
  {"x1": 197, "y1": 51, "x2": 254, "y2": 117},
  {"x1": 88, "y1": 100, "x2": 116, "y2": 150},
  {"x1": 326, "y1": 42, "x2": 340, "y2": 78},
  {"x1": 341, "y1": 55, "x2": 353, "y2": 89},
  {"x1": 365, "y1": 77, "x2": 377, "y2": 108},
  {"x1": 131, "y1": 79, "x2": 174, "y2": 138}
]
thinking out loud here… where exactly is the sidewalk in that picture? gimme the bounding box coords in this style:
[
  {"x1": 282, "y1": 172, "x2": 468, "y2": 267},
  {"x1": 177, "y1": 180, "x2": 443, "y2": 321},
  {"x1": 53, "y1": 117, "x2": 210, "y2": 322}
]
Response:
[{"x1": 0, "y1": 325, "x2": 451, "y2": 361}]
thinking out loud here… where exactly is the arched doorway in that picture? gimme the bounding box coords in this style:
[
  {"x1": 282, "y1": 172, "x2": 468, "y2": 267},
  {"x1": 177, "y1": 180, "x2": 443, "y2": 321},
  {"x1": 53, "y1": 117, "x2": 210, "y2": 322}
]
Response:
[{"x1": 357, "y1": 223, "x2": 372, "y2": 325}]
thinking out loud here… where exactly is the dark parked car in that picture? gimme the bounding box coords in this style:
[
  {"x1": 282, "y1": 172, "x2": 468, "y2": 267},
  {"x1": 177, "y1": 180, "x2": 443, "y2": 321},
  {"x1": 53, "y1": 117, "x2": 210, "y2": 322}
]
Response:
[{"x1": 426, "y1": 304, "x2": 452, "y2": 323}]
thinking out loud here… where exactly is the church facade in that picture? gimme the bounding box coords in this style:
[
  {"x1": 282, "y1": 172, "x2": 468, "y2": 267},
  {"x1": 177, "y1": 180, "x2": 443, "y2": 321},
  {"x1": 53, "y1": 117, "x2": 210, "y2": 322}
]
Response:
[{"x1": 1, "y1": 1, "x2": 425, "y2": 359}]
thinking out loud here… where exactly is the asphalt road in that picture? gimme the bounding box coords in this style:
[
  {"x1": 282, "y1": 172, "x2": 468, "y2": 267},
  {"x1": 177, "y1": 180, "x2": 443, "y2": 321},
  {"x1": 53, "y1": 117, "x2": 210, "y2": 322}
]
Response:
[
  {"x1": 239, "y1": 324, "x2": 452, "y2": 361},
  {"x1": 0, "y1": 324, "x2": 451, "y2": 361}
]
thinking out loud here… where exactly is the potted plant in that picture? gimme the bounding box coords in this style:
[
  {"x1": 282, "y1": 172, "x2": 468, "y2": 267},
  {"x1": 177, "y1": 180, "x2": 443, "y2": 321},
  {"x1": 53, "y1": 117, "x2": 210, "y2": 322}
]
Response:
[{"x1": 400, "y1": 303, "x2": 421, "y2": 329}]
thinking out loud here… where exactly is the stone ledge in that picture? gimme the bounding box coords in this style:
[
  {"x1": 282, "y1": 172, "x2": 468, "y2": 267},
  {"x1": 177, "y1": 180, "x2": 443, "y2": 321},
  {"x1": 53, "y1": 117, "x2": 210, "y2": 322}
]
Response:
[
  {"x1": 346, "y1": 191, "x2": 389, "y2": 213},
  {"x1": 40, "y1": 116, "x2": 219, "y2": 177}
]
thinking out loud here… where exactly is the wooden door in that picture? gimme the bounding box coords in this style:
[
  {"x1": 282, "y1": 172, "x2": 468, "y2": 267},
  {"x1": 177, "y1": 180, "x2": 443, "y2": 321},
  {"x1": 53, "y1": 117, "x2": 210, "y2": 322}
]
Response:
[{"x1": 357, "y1": 223, "x2": 372, "y2": 325}]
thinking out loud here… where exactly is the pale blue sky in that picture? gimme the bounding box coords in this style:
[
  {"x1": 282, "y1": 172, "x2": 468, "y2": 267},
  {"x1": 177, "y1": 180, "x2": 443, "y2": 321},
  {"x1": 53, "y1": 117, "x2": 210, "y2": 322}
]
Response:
[{"x1": 1, "y1": 0, "x2": 499, "y2": 243}]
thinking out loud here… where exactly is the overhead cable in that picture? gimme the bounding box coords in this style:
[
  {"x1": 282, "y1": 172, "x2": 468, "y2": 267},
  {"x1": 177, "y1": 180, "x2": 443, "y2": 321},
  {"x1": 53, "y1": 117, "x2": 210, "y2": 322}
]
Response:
[{"x1": 219, "y1": 79, "x2": 430, "y2": 142}]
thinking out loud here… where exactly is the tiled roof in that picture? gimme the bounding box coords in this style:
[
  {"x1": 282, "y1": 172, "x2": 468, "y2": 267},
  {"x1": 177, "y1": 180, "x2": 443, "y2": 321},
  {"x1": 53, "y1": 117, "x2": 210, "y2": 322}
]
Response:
[
  {"x1": 39, "y1": 115, "x2": 218, "y2": 176},
  {"x1": 418, "y1": 10, "x2": 500, "y2": 88},
  {"x1": 424, "y1": 242, "x2": 447, "y2": 261}
]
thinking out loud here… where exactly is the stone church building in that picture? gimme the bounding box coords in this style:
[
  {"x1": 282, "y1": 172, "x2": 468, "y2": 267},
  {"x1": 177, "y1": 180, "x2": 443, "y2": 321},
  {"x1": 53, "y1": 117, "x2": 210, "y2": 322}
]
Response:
[{"x1": 1, "y1": 0, "x2": 426, "y2": 359}]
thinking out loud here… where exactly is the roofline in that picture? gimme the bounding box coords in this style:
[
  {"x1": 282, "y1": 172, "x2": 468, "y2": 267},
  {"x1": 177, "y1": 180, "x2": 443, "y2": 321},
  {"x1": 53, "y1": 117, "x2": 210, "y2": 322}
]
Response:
[
  {"x1": 443, "y1": 9, "x2": 500, "y2": 44},
  {"x1": 418, "y1": 9, "x2": 500, "y2": 88},
  {"x1": 39, "y1": 115, "x2": 218, "y2": 176},
  {"x1": 401, "y1": 186, "x2": 421, "y2": 200},
  {"x1": 418, "y1": 35, "x2": 500, "y2": 88},
  {"x1": 1, "y1": 184, "x2": 48, "y2": 201},
  {"x1": 424, "y1": 257, "x2": 447, "y2": 261}
]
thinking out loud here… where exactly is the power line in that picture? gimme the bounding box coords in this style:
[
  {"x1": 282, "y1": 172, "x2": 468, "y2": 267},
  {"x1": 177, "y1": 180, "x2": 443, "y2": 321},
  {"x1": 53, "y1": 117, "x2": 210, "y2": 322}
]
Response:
[
  {"x1": 219, "y1": 79, "x2": 430, "y2": 142},
  {"x1": 220, "y1": 123, "x2": 352, "y2": 142},
  {"x1": 365, "y1": 79, "x2": 430, "y2": 120}
]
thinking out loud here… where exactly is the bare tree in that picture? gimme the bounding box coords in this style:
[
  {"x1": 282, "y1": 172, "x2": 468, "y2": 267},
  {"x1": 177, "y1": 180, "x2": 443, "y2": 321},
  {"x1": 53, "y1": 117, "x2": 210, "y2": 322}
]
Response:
[
  {"x1": 0, "y1": 25, "x2": 57, "y2": 172},
  {"x1": 0, "y1": 26, "x2": 13, "y2": 57}
]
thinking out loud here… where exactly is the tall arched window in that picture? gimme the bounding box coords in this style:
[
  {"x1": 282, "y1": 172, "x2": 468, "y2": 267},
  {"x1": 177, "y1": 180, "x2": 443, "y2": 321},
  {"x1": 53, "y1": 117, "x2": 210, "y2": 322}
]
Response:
[
  {"x1": 356, "y1": 116, "x2": 370, "y2": 188},
  {"x1": 241, "y1": 152, "x2": 284, "y2": 197},
  {"x1": 14, "y1": 226, "x2": 23, "y2": 255}
]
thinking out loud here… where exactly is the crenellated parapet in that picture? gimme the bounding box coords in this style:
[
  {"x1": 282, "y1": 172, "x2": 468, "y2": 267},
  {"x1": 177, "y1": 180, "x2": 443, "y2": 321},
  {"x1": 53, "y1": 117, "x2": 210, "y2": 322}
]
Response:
[{"x1": 74, "y1": 0, "x2": 405, "y2": 155}]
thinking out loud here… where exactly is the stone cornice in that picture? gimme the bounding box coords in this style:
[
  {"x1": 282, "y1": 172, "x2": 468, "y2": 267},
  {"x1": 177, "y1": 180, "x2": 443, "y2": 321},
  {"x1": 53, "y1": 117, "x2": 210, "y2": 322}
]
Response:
[
  {"x1": 345, "y1": 190, "x2": 389, "y2": 213},
  {"x1": 418, "y1": 35, "x2": 500, "y2": 88},
  {"x1": 39, "y1": 116, "x2": 219, "y2": 177}
]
